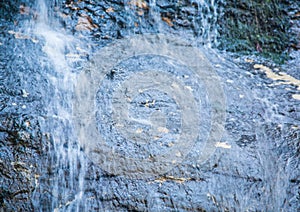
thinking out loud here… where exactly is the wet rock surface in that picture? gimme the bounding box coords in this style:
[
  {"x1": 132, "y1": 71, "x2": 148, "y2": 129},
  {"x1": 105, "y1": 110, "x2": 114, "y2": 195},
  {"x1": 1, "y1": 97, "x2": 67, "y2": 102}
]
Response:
[
  {"x1": 0, "y1": 0, "x2": 299, "y2": 211},
  {"x1": 0, "y1": 21, "x2": 52, "y2": 210}
]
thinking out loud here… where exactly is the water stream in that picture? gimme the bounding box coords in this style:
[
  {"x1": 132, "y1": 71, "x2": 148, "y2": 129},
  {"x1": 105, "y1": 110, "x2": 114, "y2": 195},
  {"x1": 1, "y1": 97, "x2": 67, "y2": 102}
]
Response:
[
  {"x1": 32, "y1": 0, "x2": 87, "y2": 210},
  {"x1": 29, "y1": 0, "x2": 225, "y2": 210}
]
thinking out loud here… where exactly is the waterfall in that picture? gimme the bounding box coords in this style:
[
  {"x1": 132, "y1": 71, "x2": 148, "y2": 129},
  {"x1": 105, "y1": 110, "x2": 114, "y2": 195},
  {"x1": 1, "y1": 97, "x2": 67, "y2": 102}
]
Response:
[
  {"x1": 32, "y1": 0, "x2": 86, "y2": 211},
  {"x1": 2, "y1": 0, "x2": 298, "y2": 211},
  {"x1": 29, "y1": 0, "x2": 224, "y2": 210},
  {"x1": 123, "y1": 0, "x2": 223, "y2": 46}
]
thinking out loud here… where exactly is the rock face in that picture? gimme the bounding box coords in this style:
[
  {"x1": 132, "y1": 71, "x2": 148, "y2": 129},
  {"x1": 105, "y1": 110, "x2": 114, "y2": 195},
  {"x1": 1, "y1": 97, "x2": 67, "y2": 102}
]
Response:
[
  {"x1": 0, "y1": 0, "x2": 299, "y2": 211},
  {"x1": 0, "y1": 22, "x2": 50, "y2": 210}
]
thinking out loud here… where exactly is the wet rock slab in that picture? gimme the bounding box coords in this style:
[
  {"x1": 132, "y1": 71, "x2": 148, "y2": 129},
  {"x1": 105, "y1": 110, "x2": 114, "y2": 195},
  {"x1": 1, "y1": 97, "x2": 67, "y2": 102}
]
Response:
[{"x1": 0, "y1": 0, "x2": 299, "y2": 211}]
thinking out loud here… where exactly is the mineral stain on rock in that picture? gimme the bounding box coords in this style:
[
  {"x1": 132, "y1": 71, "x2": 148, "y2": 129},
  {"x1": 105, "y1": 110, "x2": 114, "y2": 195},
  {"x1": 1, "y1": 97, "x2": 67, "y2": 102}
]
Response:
[{"x1": 254, "y1": 63, "x2": 300, "y2": 100}]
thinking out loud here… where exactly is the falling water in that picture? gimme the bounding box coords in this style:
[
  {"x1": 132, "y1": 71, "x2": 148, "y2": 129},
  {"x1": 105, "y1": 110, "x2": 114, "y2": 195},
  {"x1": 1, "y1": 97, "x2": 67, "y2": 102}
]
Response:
[
  {"x1": 29, "y1": 0, "x2": 223, "y2": 210},
  {"x1": 0, "y1": 0, "x2": 298, "y2": 210},
  {"x1": 123, "y1": 0, "x2": 222, "y2": 46},
  {"x1": 32, "y1": 0, "x2": 87, "y2": 210},
  {"x1": 2, "y1": 0, "x2": 296, "y2": 210}
]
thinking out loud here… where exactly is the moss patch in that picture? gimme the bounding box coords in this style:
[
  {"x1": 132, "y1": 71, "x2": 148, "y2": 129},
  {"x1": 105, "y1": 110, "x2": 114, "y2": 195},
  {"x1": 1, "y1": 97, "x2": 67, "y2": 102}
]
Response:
[{"x1": 217, "y1": 0, "x2": 297, "y2": 63}]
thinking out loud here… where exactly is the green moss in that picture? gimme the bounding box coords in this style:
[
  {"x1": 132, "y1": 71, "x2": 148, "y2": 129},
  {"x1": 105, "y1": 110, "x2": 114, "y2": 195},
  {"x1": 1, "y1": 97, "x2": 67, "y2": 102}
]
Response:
[{"x1": 217, "y1": 0, "x2": 293, "y2": 63}]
